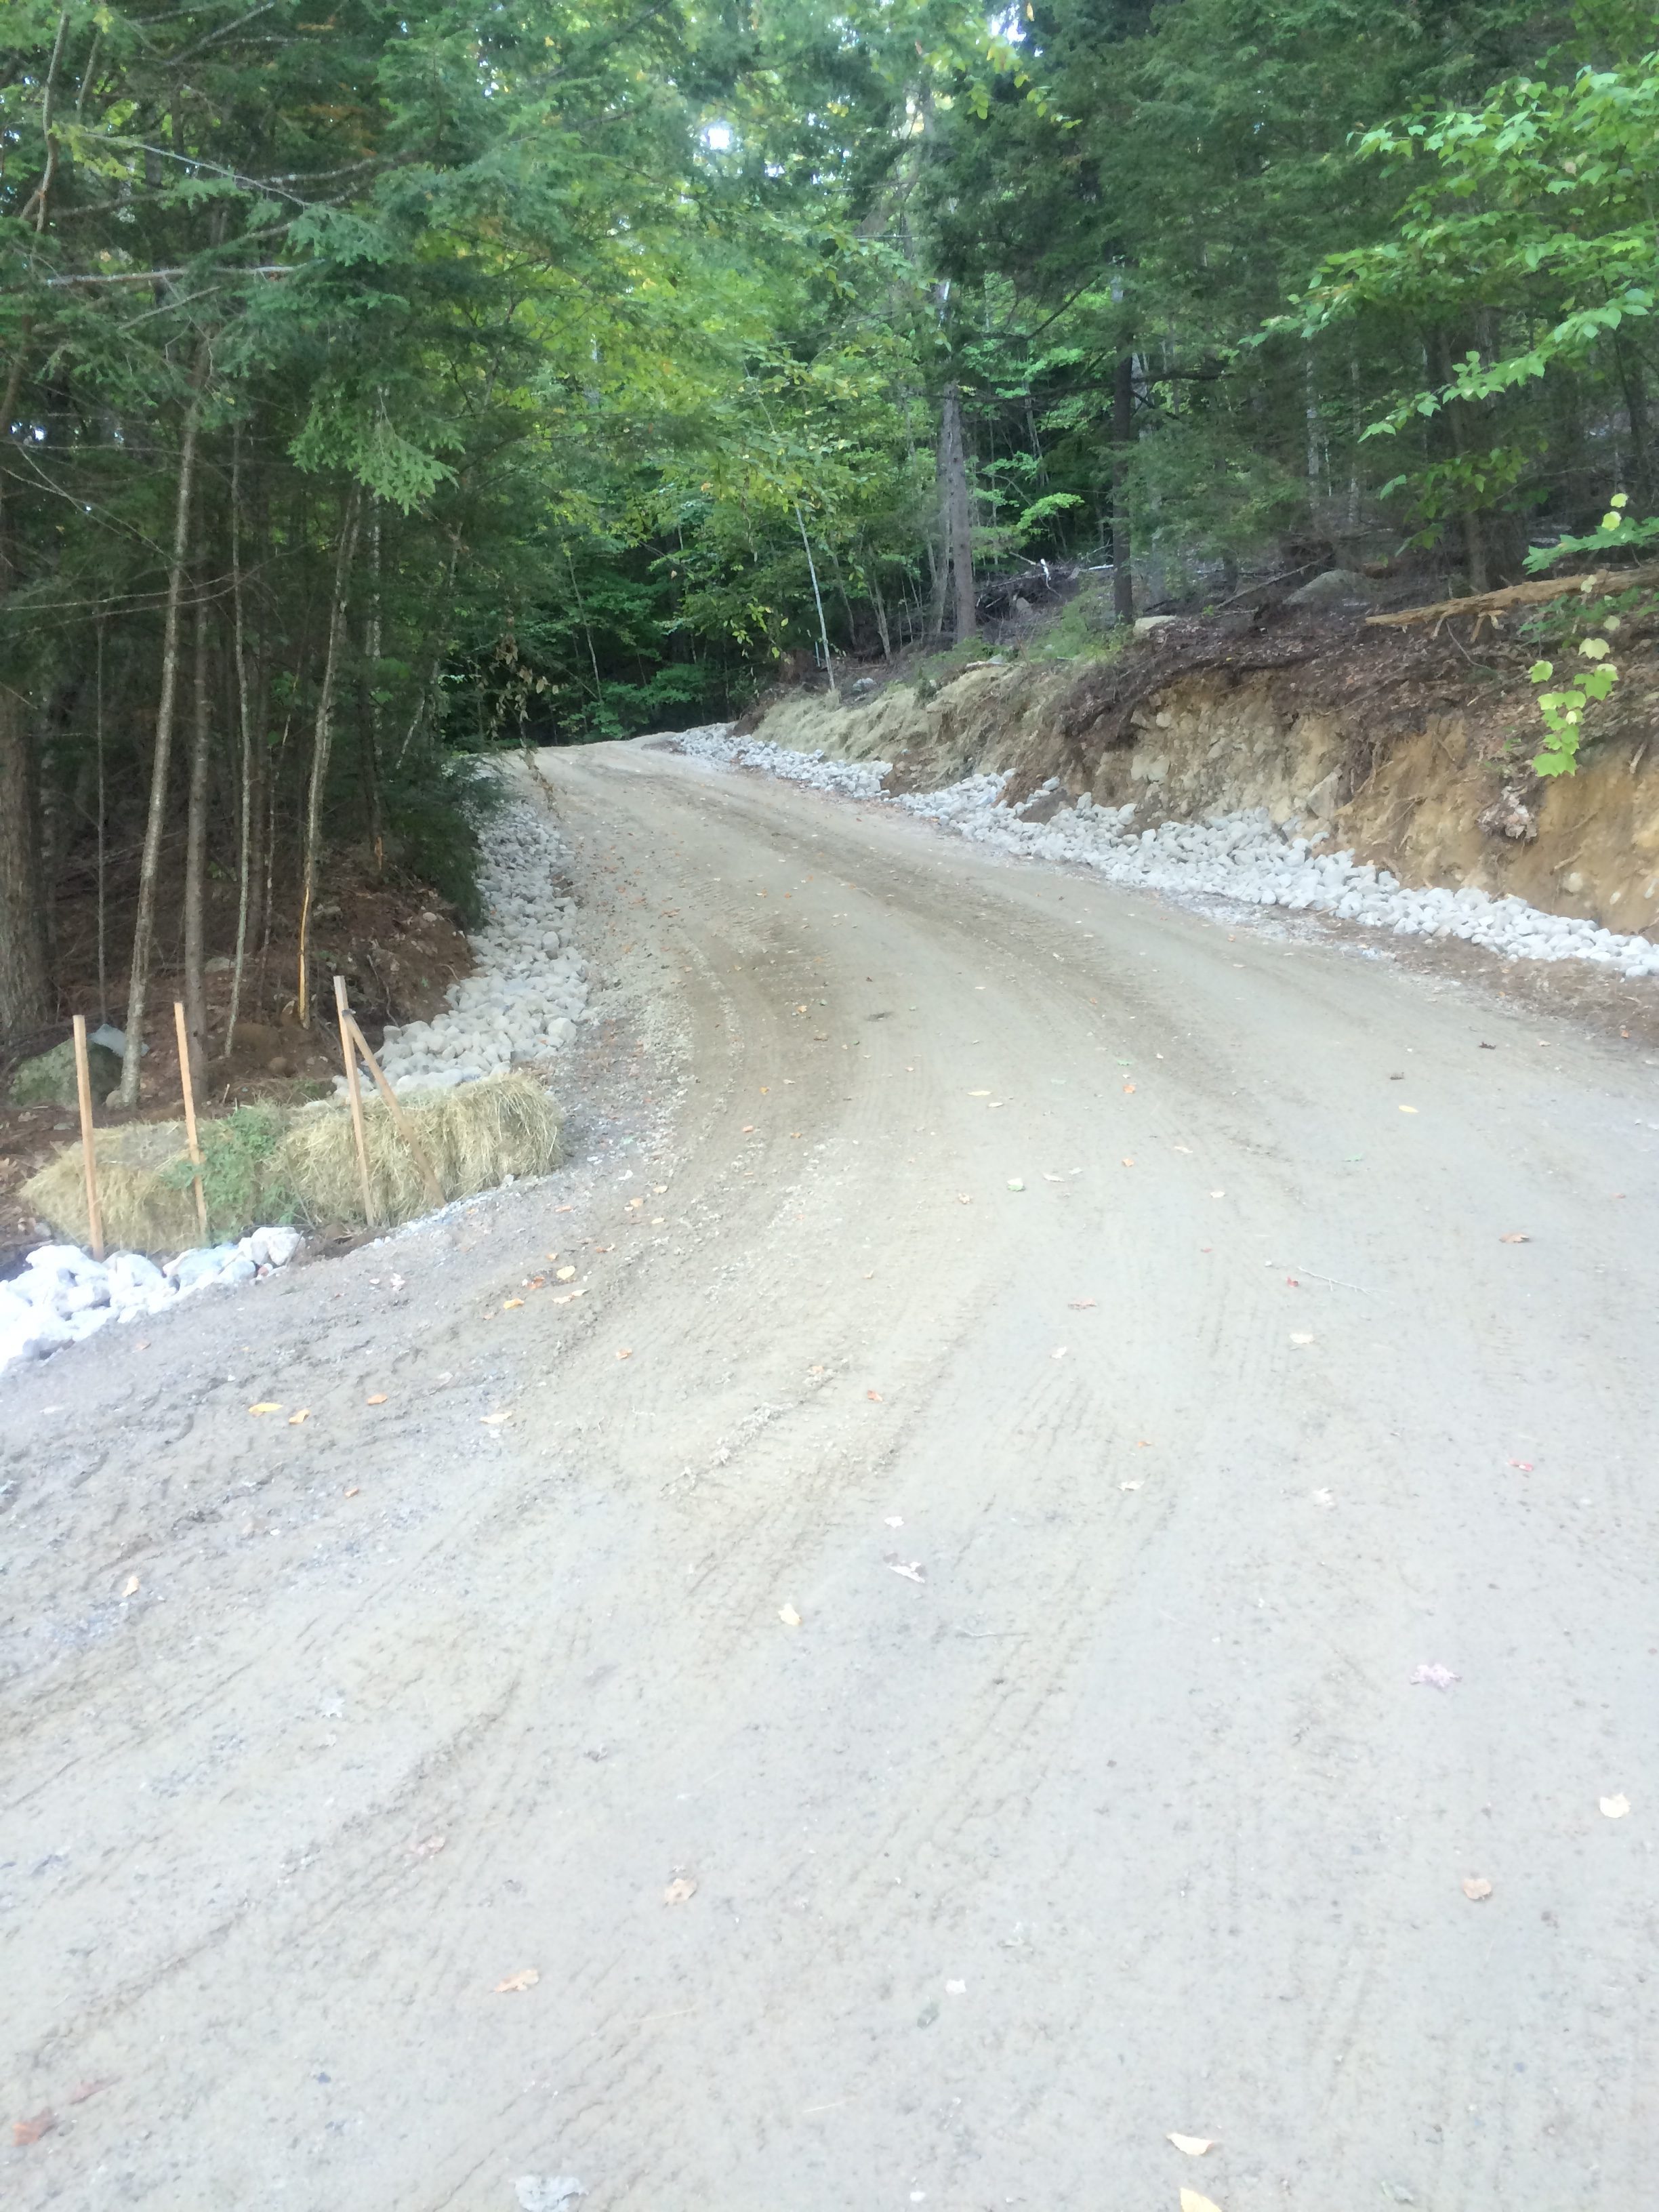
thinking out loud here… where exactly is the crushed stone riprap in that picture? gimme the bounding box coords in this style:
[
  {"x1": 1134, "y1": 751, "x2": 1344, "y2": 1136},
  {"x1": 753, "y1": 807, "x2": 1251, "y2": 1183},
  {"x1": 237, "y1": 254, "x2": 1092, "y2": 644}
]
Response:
[
  {"x1": 0, "y1": 1227, "x2": 301, "y2": 1376},
  {"x1": 673, "y1": 725, "x2": 1659, "y2": 980},
  {"x1": 369, "y1": 796, "x2": 590, "y2": 1093}
]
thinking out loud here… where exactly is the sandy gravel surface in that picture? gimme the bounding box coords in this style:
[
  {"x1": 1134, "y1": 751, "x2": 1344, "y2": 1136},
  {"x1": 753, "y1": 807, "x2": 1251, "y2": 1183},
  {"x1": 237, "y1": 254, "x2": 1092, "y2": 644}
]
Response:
[{"x1": 4, "y1": 737, "x2": 1658, "y2": 2211}]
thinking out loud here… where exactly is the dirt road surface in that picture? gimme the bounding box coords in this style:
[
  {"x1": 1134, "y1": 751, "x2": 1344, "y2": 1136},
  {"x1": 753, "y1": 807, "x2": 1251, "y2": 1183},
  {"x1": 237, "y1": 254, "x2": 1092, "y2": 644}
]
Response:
[{"x1": 5, "y1": 738, "x2": 1657, "y2": 2211}]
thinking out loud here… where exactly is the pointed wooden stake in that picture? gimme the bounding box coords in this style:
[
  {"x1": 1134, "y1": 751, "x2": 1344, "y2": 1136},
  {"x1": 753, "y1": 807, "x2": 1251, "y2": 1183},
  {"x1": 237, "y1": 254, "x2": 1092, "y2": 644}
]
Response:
[
  {"x1": 173, "y1": 999, "x2": 208, "y2": 1237},
  {"x1": 345, "y1": 1012, "x2": 446, "y2": 1210},
  {"x1": 333, "y1": 973, "x2": 375, "y2": 1228},
  {"x1": 71, "y1": 1015, "x2": 105, "y2": 1261}
]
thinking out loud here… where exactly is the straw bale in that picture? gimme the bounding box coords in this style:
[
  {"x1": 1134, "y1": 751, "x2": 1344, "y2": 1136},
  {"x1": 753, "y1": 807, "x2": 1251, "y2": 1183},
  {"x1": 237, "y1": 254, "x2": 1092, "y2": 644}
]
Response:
[
  {"x1": 22, "y1": 1073, "x2": 562, "y2": 1252},
  {"x1": 276, "y1": 1072, "x2": 562, "y2": 1229}
]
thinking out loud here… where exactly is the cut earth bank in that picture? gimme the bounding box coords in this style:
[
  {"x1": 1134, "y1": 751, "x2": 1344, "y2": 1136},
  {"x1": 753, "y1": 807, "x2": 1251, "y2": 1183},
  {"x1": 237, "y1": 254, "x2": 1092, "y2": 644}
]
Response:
[{"x1": 738, "y1": 613, "x2": 1659, "y2": 951}]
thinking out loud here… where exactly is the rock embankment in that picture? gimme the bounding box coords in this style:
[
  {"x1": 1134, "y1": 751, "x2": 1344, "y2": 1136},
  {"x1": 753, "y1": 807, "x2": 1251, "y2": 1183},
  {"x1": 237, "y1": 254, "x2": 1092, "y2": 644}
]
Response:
[{"x1": 675, "y1": 726, "x2": 1659, "y2": 979}]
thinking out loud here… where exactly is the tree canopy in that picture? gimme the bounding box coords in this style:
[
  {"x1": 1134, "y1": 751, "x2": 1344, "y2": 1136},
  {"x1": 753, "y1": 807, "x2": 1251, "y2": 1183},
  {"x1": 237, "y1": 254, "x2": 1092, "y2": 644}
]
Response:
[{"x1": 3, "y1": 0, "x2": 1655, "y2": 1052}]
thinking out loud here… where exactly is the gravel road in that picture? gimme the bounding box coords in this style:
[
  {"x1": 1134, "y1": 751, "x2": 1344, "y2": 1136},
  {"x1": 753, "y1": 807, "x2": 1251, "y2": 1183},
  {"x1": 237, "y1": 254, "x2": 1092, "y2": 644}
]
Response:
[{"x1": 5, "y1": 736, "x2": 1657, "y2": 2211}]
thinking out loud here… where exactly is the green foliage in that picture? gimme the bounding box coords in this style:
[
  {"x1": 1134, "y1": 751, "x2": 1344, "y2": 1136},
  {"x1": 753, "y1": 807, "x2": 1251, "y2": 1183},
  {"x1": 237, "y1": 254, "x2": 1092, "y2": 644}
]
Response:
[
  {"x1": 162, "y1": 1105, "x2": 295, "y2": 1237},
  {"x1": 1022, "y1": 585, "x2": 1130, "y2": 663}
]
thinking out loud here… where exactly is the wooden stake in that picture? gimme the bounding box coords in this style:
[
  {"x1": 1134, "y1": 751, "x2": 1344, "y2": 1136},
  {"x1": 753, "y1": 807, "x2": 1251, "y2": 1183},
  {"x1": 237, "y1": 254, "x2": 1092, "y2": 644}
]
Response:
[
  {"x1": 345, "y1": 1012, "x2": 446, "y2": 1210},
  {"x1": 333, "y1": 973, "x2": 375, "y2": 1228},
  {"x1": 71, "y1": 1015, "x2": 104, "y2": 1262},
  {"x1": 173, "y1": 999, "x2": 207, "y2": 1237}
]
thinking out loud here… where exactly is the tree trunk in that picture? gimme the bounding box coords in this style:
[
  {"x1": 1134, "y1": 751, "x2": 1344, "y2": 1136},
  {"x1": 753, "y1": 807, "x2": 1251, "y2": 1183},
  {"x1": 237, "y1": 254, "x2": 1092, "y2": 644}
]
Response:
[
  {"x1": 363, "y1": 505, "x2": 384, "y2": 872},
  {"x1": 0, "y1": 686, "x2": 49, "y2": 1042},
  {"x1": 182, "y1": 583, "x2": 211, "y2": 1086},
  {"x1": 937, "y1": 383, "x2": 976, "y2": 644},
  {"x1": 227, "y1": 424, "x2": 257, "y2": 1053},
  {"x1": 118, "y1": 352, "x2": 206, "y2": 1108},
  {"x1": 1112, "y1": 352, "x2": 1135, "y2": 625},
  {"x1": 296, "y1": 490, "x2": 361, "y2": 1028},
  {"x1": 793, "y1": 500, "x2": 836, "y2": 689}
]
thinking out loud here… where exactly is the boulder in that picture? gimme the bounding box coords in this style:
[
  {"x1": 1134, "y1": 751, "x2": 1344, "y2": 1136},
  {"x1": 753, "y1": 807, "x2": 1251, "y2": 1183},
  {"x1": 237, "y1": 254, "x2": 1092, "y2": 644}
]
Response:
[
  {"x1": 8, "y1": 1038, "x2": 122, "y2": 1107},
  {"x1": 1285, "y1": 567, "x2": 1382, "y2": 609}
]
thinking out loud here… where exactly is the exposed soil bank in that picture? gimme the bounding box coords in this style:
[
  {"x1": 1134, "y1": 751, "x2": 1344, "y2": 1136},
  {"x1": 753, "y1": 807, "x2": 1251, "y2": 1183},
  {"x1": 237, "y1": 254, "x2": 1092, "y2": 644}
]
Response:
[{"x1": 753, "y1": 609, "x2": 1659, "y2": 937}]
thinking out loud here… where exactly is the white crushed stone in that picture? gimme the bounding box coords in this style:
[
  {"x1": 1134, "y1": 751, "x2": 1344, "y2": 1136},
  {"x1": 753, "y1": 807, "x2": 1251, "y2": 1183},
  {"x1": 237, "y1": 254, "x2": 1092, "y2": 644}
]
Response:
[
  {"x1": 0, "y1": 1225, "x2": 302, "y2": 1376},
  {"x1": 674, "y1": 726, "x2": 1659, "y2": 980},
  {"x1": 365, "y1": 796, "x2": 590, "y2": 1095}
]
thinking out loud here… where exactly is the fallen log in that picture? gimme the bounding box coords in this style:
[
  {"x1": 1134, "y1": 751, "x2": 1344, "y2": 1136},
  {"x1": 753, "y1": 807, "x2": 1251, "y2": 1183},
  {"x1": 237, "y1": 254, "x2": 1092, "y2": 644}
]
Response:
[{"x1": 1366, "y1": 562, "x2": 1659, "y2": 631}]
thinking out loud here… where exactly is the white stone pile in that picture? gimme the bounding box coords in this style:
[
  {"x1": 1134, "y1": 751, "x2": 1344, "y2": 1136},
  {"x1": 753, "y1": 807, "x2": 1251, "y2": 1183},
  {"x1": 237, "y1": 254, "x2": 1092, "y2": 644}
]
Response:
[
  {"x1": 0, "y1": 1226, "x2": 302, "y2": 1376},
  {"x1": 678, "y1": 728, "x2": 1659, "y2": 981},
  {"x1": 676, "y1": 725, "x2": 892, "y2": 802},
  {"x1": 368, "y1": 798, "x2": 590, "y2": 1094}
]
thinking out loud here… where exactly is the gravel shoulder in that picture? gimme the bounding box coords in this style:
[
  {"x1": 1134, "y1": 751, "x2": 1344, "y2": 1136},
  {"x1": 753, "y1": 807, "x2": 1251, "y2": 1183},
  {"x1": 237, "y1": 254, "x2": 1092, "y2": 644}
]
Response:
[{"x1": 4, "y1": 737, "x2": 1658, "y2": 2211}]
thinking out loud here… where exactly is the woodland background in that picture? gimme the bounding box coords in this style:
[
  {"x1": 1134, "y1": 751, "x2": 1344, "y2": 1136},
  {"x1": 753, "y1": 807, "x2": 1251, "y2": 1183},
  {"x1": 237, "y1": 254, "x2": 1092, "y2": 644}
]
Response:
[{"x1": 2, "y1": 0, "x2": 1656, "y2": 1078}]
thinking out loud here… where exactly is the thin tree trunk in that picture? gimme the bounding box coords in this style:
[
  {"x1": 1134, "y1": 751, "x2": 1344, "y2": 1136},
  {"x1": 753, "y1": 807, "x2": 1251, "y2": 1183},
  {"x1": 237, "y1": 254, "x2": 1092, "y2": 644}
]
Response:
[
  {"x1": 118, "y1": 349, "x2": 207, "y2": 1107},
  {"x1": 95, "y1": 621, "x2": 107, "y2": 1021},
  {"x1": 363, "y1": 504, "x2": 384, "y2": 869},
  {"x1": 0, "y1": 687, "x2": 50, "y2": 1041},
  {"x1": 227, "y1": 425, "x2": 256, "y2": 1053},
  {"x1": 937, "y1": 383, "x2": 976, "y2": 644},
  {"x1": 1112, "y1": 352, "x2": 1136, "y2": 624},
  {"x1": 793, "y1": 501, "x2": 836, "y2": 691},
  {"x1": 295, "y1": 490, "x2": 361, "y2": 1028},
  {"x1": 182, "y1": 580, "x2": 211, "y2": 1086}
]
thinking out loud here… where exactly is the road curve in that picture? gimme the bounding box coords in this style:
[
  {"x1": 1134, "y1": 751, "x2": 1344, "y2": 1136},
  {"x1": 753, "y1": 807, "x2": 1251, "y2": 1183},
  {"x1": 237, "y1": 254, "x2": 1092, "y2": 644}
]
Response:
[{"x1": 4, "y1": 734, "x2": 1657, "y2": 2212}]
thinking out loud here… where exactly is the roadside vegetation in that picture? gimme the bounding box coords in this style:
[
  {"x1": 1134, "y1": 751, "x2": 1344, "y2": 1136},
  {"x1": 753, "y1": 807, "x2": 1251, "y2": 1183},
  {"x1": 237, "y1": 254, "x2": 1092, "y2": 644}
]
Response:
[{"x1": 2, "y1": 0, "x2": 1656, "y2": 1065}]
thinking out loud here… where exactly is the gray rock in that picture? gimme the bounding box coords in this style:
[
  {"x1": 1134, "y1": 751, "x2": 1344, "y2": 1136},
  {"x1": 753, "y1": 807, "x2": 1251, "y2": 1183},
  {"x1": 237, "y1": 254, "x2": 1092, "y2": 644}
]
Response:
[
  {"x1": 8, "y1": 1038, "x2": 122, "y2": 1107},
  {"x1": 1285, "y1": 567, "x2": 1381, "y2": 609}
]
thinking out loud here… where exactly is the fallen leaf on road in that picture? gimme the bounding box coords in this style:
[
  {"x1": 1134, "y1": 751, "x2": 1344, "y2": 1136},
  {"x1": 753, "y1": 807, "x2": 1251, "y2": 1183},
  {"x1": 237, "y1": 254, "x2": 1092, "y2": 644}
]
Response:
[
  {"x1": 663, "y1": 1877, "x2": 697, "y2": 1904},
  {"x1": 1123, "y1": 1082, "x2": 1135, "y2": 1094},
  {"x1": 1399, "y1": 1105, "x2": 1418, "y2": 1114},
  {"x1": 615, "y1": 1348, "x2": 633, "y2": 1361},
  {"x1": 968, "y1": 1089, "x2": 991, "y2": 1097},
  {"x1": 1290, "y1": 1332, "x2": 1314, "y2": 1346},
  {"x1": 956, "y1": 1193, "x2": 972, "y2": 1204},
  {"x1": 778, "y1": 1604, "x2": 802, "y2": 1628},
  {"x1": 344, "y1": 1486, "x2": 361, "y2": 1497},
  {"x1": 1121, "y1": 1156, "x2": 1135, "y2": 1167},
  {"x1": 556, "y1": 1266, "x2": 577, "y2": 1282},
  {"x1": 367, "y1": 1393, "x2": 388, "y2": 1405},
  {"x1": 1498, "y1": 1233, "x2": 1530, "y2": 1244},
  {"x1": 495, "y1": 1968, "x2": 540, "y2": 1993},
  {"x1": 1410, "y1": 1663, "x2": 1460, "y2": 1689},
  {"x1": 887, "y1": 1560, "x2": 926, "y2": 1584},
  {"x1": 1168, "y1": 2134, "x2": 1214, "y2": 2156},
  {"x1": 66, "y1": 2079, "x2": 115, "y2": 2105},
  {"x1": 1601, "y1": 1794, "x2": 1631, "y2": 1819},
  {"x1": 867, "y1": 1389, "x2": 882, "y2": 1401},
  {"x1": 287, "y1": 1409, "x2": 310, "y2": 1425},
  {"x1": 248, "y1": 1401, "x2": 281, "y2": 1416},
  {"x1": 626, "y1": 1197, "x2": 643, "y2": 1209},
  {"x1": 121, "y1": 1574, "x2": 140, "y2": 1598},
  {"x1": 1007, "y1": 1178, "x2": 1025, "y2": 1191},
  {"x1": 480, "y1": 1412, "x2": 512, "y2": 1427},
  {"x1": 503, "y1": 1298, "x2": 524, "y2": 1309},
  {"x1": 1069, "y1": 1298, "x2": 1097, "y2": 1310},
  {"x1": 1462, "y1": 1877, "x2": 1494, "y2": 1902},
  {"x1": 1051, "y1": 1347, "x2": 1068, "y2": 1360},
  {"x1": 1180, "y1": 2192, "x2": 1224, "y2": 2212},
  {"x1": 12, "y1": 2111, "x2": 55, "y2": 2147}
]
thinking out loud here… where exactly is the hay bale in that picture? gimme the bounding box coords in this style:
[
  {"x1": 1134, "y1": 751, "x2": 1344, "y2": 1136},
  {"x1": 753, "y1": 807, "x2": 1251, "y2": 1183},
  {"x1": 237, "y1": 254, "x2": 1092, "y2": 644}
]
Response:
[
  {"x1": 276, "y1": 1071, "x2": 562, "y2": 1229},
  {"x1": 22, "y1": 1121, "x2": 202, "y2": 1253},
  {"x1": 22, "y1": 1073, "x2": 562, "y2": 1252}
]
